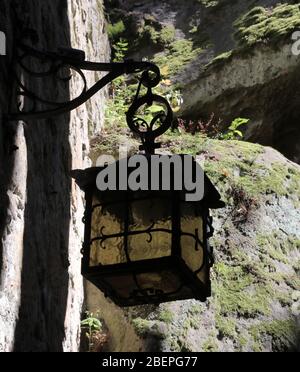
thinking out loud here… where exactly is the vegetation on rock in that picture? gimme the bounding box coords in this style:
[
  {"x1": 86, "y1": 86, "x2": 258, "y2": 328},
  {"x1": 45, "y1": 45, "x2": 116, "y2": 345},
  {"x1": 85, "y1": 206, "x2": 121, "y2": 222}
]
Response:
[
  {"x1": 90, "y1": 120, "x2": 300, "y2": 351},
  {"x1": 234, "y1": 4, "x2": 300, "y2": 48}
]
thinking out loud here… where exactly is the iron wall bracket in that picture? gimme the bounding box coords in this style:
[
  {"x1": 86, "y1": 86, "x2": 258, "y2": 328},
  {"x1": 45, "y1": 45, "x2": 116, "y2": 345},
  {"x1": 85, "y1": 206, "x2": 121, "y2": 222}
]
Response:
[
  {"x1": 5, "y1": 42, "x2": 173, "y2": 154},
  {"x1": 6, "y1": 43, "x2": 160, "y2": 121}
]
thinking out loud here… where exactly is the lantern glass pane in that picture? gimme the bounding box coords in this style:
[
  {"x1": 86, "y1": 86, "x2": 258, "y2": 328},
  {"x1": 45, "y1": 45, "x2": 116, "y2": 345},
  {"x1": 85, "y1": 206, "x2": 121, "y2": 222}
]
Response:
[
  {"x1": 90, "y1": 198, "x2": 125, "y2": 267},
  {"x1": 180, "y1": 203, "x2": 207, "y2": 283},
  {"x1": 89, "y1": 193, "x2": 172, "y2": 267},
  {"x1": 128, "y1": 197, "x2": 172, "y2": 261}
]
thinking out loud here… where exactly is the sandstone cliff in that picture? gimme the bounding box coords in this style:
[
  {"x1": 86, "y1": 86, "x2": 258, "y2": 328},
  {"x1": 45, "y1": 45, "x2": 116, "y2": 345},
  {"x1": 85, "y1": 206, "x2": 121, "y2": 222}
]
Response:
[
  {"x1": 0, "y1": 0, "x2": 299, "y2": 353},
  {"x1": 0, "y1": 0, "x2": 110, "y2": 352},
  {"x1": 105, "y1": 0, "x2": 300, "y2": 163}
]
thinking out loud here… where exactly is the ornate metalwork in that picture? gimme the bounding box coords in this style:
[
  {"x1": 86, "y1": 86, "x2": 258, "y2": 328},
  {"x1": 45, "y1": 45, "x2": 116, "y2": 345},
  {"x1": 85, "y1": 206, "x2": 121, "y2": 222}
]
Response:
[
  {"x1": 70, "y1": 156, "x2": 226, "y2": 307},
  {"x1": 6, "y1": 42, "x2": 173, "y2": 153},
  {"x1": 126, "y1": 70, "x2": 173, "y2": 153},
  {"x1": 7, "y1": 44, "x2": 154, "y2": 118}
]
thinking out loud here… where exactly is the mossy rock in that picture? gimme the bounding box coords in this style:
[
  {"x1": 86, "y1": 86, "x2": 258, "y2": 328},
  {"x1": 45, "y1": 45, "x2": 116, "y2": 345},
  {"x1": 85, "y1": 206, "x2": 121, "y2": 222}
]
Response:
[
  {"x1": 128, "y1": 132, "x2": 300, "y2": 351},
  {"x1": 91, "y1": 125, "x2": 300, "y2": 352},
  {"x1": 234, "y1": 4, "x2": 300, "y2": 48}
]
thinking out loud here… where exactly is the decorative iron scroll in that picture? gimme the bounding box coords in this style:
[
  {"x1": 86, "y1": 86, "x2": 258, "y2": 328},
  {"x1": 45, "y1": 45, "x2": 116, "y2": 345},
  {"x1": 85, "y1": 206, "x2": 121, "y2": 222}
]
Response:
[
  {"x1": 6, "y1": 42, "x2": 173, "y2": 153},
  {"x1": 6, "y1": 44, "x2": 164, "y2": 118},
  {"x1": 126, "y1": 93, "x2": 173, "y2": 154}
]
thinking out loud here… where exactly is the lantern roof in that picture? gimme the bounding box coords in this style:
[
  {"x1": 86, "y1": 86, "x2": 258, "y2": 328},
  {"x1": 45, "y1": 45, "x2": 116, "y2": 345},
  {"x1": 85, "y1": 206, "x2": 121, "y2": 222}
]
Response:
[{"x1": 71, "y1": 155, "x2": 225, "y2": 209}]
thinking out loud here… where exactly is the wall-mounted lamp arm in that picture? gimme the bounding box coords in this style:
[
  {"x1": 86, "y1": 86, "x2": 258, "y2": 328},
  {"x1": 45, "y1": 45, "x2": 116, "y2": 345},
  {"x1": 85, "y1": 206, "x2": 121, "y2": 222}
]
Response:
[{"x1": 6, "y1": 43, "x2": 160, "y2": 121}]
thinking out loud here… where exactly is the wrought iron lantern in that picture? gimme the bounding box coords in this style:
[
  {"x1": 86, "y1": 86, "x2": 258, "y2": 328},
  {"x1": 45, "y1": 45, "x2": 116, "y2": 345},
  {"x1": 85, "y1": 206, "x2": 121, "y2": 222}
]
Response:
[
  {"x1": 5, "y1": 39, "x2": 225, "y2": 307},
  {"x1": 72, "y1": 69, "x2": 225, "y2": 307},
  {"x1": 72, "y1": 156, "x2": 224, "y2": 307}
]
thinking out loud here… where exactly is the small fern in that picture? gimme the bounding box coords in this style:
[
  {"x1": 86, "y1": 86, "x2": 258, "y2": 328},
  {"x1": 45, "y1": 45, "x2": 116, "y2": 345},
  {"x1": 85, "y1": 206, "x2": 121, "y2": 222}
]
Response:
[
  {"x1": 220, "y1": 118, "x2": 249, "y2": 140},
  {"x1": 81, "y1": 312, "x2": 102, "y2": 352}
]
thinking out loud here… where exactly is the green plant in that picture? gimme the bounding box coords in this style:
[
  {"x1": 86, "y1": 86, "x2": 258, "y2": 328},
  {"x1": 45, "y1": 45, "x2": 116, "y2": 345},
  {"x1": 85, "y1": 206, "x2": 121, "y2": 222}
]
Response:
[
  {"x1": 107, "y1": 20, "x2": 126, "y2": 41},
  {"x1": 132, "y1": 318, "x2": 152, "y2": 336},
  {"x1": 113, "y1": 38, "x2": 129, "y2": 62},
  {"x1": 202, "y1": 336, "x2": 219, "y2": 352},
  {"x1": 249, "y1": 320, "x2": 298, "y2": 352},
  {"x1": 105, "y1": 77, "x2": 129, "y2": 125},
  {"x1": 220, "y1": 118, "x2": 249, "y2": 140},
  {"x1": 81, "y1": 312, "x2": 102, "y2": 352},
  {"x1": 158, "y1": 310, "x2": 174, "y2": 324}
]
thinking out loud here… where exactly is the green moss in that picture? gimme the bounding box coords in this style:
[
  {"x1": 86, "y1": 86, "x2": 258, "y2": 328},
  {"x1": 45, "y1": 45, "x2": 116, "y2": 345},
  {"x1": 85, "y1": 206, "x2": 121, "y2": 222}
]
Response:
[
  {"x1": 132, "y1": 318, "x2": 152, "y2": 337},
  {"x1": 234, "y1": 4, "x2": 300, "y2": 48},
  {"x1": 237, "y1": 334, "x2": 249, "y2": 351},
  {"x1": 168, "y1": 337, "x2": 181, "y2": 352},
  {"x1": 204, "y1": 145, "x2": 299, "y2": 201},
  {"x1": 292, "y1": 259, "x2": 300, "y2": 272},
  {"x1": 153, "y1": 39, "x2": 203, "y2": 77},
  {"x1": 189, "y1": 304, "x2": 205, "y2": 315},
  {"x1": 158, "y1": 310, "x2": 174, "y2": 324},
  {"x1": 249, "y1": 320, "x2": 298, "y2": 352},
  {"x1": 184, "y1": 317, "x2": 201, "y2": 330},
  {"x1": 208, "y1": 50, "x2": 234, "y2": 67},
  {"x1": 206, "y1": 4, "x2": 300, "y2": 72},
  {"x1": 161, "y1": 131, "x2": 212, "y2": 156},
  {"x1": 256, "y1": 233, "x2": 290, "y2": 264},
  {"x1": 158, "y1": 134, "x2": 297, "y2": 204},
  {"x1": 255, "y1": 232, "x2": 300, "y2": 278},
  {"x1": 213, "y1": 262, "x2": 271, "y2": 317},
  {"x1": 202, "y1": 336, "x2": 219, "y2": 352},
  {"x1": 276, "y1": 291, "x2": 293, "y2": 307},
  {"x1": 283, "y1": 274, "x2": 300, "y2": 291},
  {"x1": 159, "y1": 25, "x2": 176, "y2": 46},
  {"x1": 215, "y1": 315, "x2": 236, "y2": 338}
]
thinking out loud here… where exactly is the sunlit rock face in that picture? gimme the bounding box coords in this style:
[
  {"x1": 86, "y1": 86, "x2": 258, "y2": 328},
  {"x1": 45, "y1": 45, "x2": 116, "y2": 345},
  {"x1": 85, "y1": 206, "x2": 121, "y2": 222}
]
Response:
[
  {"x1": 0, "y1": 0, "x2": 110, "y2": 352},
  {"x1": 86, "y1": 137, "x2": 300, "y2": 352},
  {"x1": 181, "y1": 43, "x2": 300, "y2": 165},
  {"x1": 105, "y1": 0, "x2": 300, "y2": 163}
]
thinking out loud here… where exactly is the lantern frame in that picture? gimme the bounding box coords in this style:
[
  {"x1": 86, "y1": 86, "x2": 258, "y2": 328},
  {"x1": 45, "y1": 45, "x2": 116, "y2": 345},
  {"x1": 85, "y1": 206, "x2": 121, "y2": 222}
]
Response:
[{"x1": 73, "y1": 160, "x2": 224, "y2": 307}]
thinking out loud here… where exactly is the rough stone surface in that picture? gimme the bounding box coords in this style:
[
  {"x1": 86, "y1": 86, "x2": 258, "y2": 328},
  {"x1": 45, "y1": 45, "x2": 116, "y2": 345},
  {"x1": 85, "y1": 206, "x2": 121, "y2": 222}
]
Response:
[
  {"x1": 0, "y1": 0, "x2": 110, "y2": 352},
  {"x1": 87, "y1": 128, "x2": 300, "y2": 352},
  {"x1": 106, "y1": 0, "x2": 300, "y2": 163},
  {"x1": 181, "y1": 43, "x2": 300, "y2": 164}
]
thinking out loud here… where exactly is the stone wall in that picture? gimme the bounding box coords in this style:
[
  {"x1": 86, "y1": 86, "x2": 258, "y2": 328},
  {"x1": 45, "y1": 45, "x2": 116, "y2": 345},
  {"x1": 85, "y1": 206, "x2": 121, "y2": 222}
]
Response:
[{"x1": 0, "y1": 0, "x2": 110, "y2": 352}]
